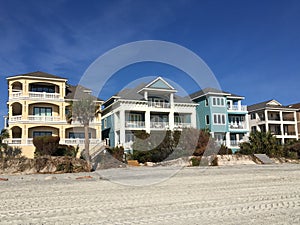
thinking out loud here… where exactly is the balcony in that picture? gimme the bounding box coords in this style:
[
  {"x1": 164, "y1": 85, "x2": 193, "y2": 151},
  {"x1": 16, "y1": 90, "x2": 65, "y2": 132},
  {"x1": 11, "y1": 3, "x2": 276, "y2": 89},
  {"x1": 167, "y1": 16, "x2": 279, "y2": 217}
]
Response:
[
  {"x1": 174, "y1": 123, "x2": 191, "y2": 128},
  {"x1": 9, "y1": 115, "x2": 22, "y2": 122},
  {"x1": 28, "y1": 116, "x2": 61, "y2": 122},
  {"x1": 148, "y1": 101, "x2": 170, "y2": 108},
  {"x1": 29, "y1": 92, "x2": 60, "y2": 99},
  {"x1": 5, "y1": 138, "x2": 102, "y2": 146},
  {"x1": 125, "y1": 121, "x2": 145, "y2": 128},
  {"x1": 64, "y1": 138, "x2": 101, "y2": 145},
  {"x1": 9, "y1": 91, "x2": 61, "y2": 100},
  {"x1": 11, "y1": 91, "x2": 22, "y2": 98},
  {"x1": 228, "y1": 105, "x2": 247, "y2": 111},
  {"x1": 150, "y1": 122, "x2": 169, "y2": 129},
  {"x1": 230, "y1": 140, "x2": 243, "y2": 147},
  {"x1": 228, "y1": 122, "x2": 247, "y2": 130}
]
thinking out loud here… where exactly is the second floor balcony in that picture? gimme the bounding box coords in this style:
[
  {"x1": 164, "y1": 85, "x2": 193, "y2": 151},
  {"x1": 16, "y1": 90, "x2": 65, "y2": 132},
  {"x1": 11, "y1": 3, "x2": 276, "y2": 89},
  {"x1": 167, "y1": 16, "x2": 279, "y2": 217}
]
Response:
[
  {"x1": 125, "y1": 121, "x2": 145, "y2": 128},
  {"x1": 9, "y1": 91, "x2": 61, "y2": 100},
  {"x1": 228, "y1": 105, "x2": 247, "y2": 112}
]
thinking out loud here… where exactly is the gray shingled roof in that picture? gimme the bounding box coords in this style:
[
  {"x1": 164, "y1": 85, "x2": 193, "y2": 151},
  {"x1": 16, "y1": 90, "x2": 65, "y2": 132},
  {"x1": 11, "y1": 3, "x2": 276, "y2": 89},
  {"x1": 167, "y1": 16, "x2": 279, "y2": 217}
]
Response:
[
  {"x1": 65, "y1": 85, "x2": 103, "y2": 101},
  {"x1": 7, "y1": 71, "x2": 67, "y2": 80},
  {"x1": 114, "y1": 83, "x2": 194, "y2": 103},
  {"x1": 189, "y1": 87, "x2": 243, "y2": 99},
  {"x1": 247, "y1": 99, "x2": 297, "y2": 112}
]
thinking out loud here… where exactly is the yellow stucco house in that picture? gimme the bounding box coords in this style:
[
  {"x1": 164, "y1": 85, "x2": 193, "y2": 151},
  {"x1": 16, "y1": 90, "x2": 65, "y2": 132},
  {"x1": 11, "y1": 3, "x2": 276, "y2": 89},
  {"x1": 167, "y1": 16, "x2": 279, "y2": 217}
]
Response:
[{"x1": 4, "y1": 71, "x2": 103, "y2": 158}]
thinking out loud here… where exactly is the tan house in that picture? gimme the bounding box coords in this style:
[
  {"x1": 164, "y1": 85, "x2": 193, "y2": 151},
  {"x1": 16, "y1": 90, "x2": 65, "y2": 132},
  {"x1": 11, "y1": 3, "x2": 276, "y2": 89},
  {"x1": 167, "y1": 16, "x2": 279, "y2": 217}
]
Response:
[
  {"x1": 248, "y1": 99, "x2": 298, "y2": 144},
  {"x1": 4, "y1": 71, "x2": 103, "y2": 158}
]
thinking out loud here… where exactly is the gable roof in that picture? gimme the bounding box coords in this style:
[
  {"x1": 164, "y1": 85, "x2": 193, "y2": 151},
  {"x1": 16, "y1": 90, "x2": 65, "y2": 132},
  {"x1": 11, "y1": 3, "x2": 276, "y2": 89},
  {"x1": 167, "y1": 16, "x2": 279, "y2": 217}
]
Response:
[
  {"x1": 7, "y1": 71, "x2": 67, "y2": 80},
  {"x1": 247, "y1": 99, "x2": 296, "y2": 112},
  {"x1": 144, "y1": 77, "x2": 175, "y2": 90},
  {"x1": 138, "y1": 77, "x2": 177, "y2": 94},
  {"x1": 287, "y1": 102, "x2": 300, "y2": 109}
]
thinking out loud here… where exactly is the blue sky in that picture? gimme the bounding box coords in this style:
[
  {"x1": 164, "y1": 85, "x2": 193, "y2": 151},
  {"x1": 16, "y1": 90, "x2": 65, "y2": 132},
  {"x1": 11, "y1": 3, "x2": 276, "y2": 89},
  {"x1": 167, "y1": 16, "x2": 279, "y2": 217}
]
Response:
[{"x1": 1, "y1": 0, "x2": 300, "y2": 128}]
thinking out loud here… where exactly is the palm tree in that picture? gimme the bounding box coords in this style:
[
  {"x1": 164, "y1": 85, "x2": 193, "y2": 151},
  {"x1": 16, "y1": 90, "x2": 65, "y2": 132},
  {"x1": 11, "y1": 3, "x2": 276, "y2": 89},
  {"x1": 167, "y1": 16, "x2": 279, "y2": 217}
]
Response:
[
  {"x1": 0, "y1": 129, "x2": 9, "y2": 146},
  {"x1": 71, "y1": 96, "x2": 100, "y2": 169}
]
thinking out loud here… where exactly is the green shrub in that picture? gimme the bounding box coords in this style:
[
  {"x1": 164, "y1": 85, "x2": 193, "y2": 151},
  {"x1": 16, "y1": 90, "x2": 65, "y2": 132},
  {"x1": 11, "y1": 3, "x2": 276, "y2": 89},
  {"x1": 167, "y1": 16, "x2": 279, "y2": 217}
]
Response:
[
  {"x1": 107, "y1": 146, "x2": 124, "y2": 162},
  {"x1": 190, "y1": 157, "x2": 200, "y2": 166},
  {"x1": 54, "y1": 144, "x2": 79, "y2": 157},
  {"x1": 33, "y1": 136, "x2": 60, "y2": 157},
  {"x1": 218, "y1": 145, "x2": 232, "y2": 155}
]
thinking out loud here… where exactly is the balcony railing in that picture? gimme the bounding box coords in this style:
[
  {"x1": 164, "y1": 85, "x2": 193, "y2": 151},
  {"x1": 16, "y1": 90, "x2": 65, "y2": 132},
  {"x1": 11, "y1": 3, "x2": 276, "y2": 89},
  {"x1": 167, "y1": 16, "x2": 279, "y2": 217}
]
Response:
[
  {"x1": 64, "y1": 139, "x2": 101, "y2": 145},
  {"x1": 150, "y1": 122, "x2": 169, "y2": 129},
  {"x1": 282, "y1": 117, "x2": 295, "y2": 121},
  {"x1": 10, "y1": 115, "x2": 22, "y2": 122},
  {"x1": 28, "y1": 116, "x2": 61, "y2": 122},
  {"x1": 230, "y1": 140, "x2": 244, "y2": 147},
  {"x1": 228, "y1": 122, "x2": 247, "y2": 130},
  {"x1": 228, "y1": 105, "x2": 247, "y2": 111},
  {"x1": 174, "y1": 123, "x2": 191, "y2": 128},
  {"x1": 148, "y1": 101, "x2": 170, "y2": 108},
  {"x1": 12, "y1": 91, "x2": 22, "y2": 98},
  {"x1": 29, "y1": 92, "x2": 60, "y2": 99},
  {"x1": 125, "y1": 121, "x2": 145, "y2": 128},
  {"x1": 4, "y1": 138, "x2": 102, "y2": 146}
]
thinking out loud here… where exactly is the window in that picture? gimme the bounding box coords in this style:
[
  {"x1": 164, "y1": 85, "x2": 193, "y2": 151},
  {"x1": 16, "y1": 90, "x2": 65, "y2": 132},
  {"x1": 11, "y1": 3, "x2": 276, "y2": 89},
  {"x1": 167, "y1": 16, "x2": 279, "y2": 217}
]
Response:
[
  {"x1": 205, "y1": 98, "x2": 209, "y2": 106},
  {"x1": 250, "y1": 113, "x2": 256, "y2": 120},
  {"x1": 103, "y1": 118, "x2": 107, "y2": 128},
  {"x1": 69, "y1": 132, "x2": 91, "y2": 138},
  {"x1": 206, "y1": 115, "x2": 210, "y2": 125},
  {"x1": 34, "y1": 107, "x2": 52, "y2": 116},
  {"x1": 33, "y1": 131, "x2": 52, "y2": 137},
  {"x1": 213, "y1": 113, "x2": 226, "y2": 125},
  {"x1": 30, "y1": 84, "x2": 55, "y2": 93},
  {"x1": 212, "y1": 97, "x2": 225, "y2": 106},
  {"x1": 129, "y1": 114, "x2": 142, "y2": 121}
]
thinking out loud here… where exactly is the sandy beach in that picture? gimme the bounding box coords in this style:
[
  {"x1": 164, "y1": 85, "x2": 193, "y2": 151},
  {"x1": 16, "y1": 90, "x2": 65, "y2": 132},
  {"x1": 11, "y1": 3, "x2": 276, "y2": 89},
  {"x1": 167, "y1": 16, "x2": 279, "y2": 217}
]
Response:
[{"x1": 0, "y1": 164, "x2": 299, "y2": 224}]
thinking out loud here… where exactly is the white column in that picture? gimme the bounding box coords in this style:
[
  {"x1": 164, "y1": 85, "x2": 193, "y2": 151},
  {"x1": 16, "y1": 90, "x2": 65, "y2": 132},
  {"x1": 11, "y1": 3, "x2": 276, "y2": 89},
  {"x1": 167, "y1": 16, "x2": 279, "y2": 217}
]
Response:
[
  {"x1": 280, "y1": 111, "x2": 284, "y2": 136},
  {"x1": 144, "y1": 91, "x2": 148, "y2": 101},
  {"x1": 145, "y1": 110, "x2": 151, "y2": 133},
  {"x1": 225, "y1": 132, "x2": 230, "y2": 147},
  {"x1": 119, "y1": 110, "x2": 125, "y2": 145},
  {"x1": 170, "y1": 93, "x2": 174, "y2": 108},
  {"x1": 237, "y1": 100, "x2": 242, "y2": 111},
  {"x1": 265, "y1": 110, "x2": 269, "y2": 132},
  {"x1": 294, "y1": 111, "x2": 298, "y2": 139},
  {"x1": 168, "y1": 111, "x2": 174, "y2": 130},
  {"x1": 191, "y1": 110, "x2": 197, "y2": 128}
]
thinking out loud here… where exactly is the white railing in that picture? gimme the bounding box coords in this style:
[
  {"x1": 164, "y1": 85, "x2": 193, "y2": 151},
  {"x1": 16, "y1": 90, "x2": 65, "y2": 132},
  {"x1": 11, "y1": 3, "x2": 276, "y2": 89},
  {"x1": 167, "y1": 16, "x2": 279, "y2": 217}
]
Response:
[
  {"x1": 10, "y1": 115, "x2": 22, "y2": 122},
  {"x1": 174, "y1": 123, "x2": 191, "y2": 128},
  {"x1": 150, "y1": 122, "x2": 169, "y2": 129},
  {"x1": 27, "y1": 138, "x2": 33, "y2": 144},
  {"x1": 230, "y1": 140, "x2": 243, "y2": 147},
  {"x1": 29, "y1": 92, "x2": 60, "y2": 99},
  {"x1": 64, "y1": 138, "x2": 101, "y2": 145},
  {"x1": 148, "y1": 101, "x2": 170, "y2": 108},
  {"x1": 28, "y1": 116, "x2": 61, "y2": 122},
  {"x1": 71, "y1": 119, "x2": 99, "y2": 125},
  {"x1": 11, "y1": 91, "x2": 22, "y2": 98},
  {"x1": 228, "y1": 122, "x2": 247, "y2": 130},
  {"x1": 228, "y1": 105, "x2": 247, "y2": 111},
  {"x1": 125, "y1": 121, "x2": 145, "y2": 128}
]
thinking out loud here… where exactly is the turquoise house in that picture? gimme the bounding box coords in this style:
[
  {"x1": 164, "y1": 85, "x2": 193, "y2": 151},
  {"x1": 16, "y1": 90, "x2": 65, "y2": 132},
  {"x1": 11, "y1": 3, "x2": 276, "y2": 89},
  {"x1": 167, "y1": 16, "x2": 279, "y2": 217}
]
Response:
[{"x1": 190, "y1": 88, "x2": 249, "y2": 152}]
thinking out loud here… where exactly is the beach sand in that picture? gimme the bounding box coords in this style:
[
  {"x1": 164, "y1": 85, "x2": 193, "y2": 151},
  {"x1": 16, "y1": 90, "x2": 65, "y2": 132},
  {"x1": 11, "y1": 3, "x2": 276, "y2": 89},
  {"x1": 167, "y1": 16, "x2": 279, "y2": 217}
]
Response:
[{"x1": 0, "y1": 164, "x2": 299, "y2": 224}]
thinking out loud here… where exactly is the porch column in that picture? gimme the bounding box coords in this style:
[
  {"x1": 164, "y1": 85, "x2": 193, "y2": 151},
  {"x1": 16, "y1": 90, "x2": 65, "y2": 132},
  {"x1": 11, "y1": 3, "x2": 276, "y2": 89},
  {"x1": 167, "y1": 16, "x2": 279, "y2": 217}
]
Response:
[
  {"x1": 265, "y1": 110, "x2": 269, "y2": 132},
  {"x1": 280, "y1": 111, "x2": 284, "y2": 136},
  {"x1": 169, "y1": 111, "x2": 174, "y2": 130},
  {"x1": 294, "y1": 111, "x2": 298, "y2": 138},
  {"x1": 237, "y1": 100, "x2": 242, "y2": 111},
  {"x1": 145, "y1": 110, "x2": 150, "y2": 133},
  {"x1": 170, "y1": 93, "x2": 174, "y2": 108},
  {"x1": 119, "y1": 110, "x2": 126, "y2": 145},
  {"x1": 225, "y1": 132, "x2": 230, "y2": 147},
  {"x1": 144, "y1": 91, "x2": 148, "y2": 101}
]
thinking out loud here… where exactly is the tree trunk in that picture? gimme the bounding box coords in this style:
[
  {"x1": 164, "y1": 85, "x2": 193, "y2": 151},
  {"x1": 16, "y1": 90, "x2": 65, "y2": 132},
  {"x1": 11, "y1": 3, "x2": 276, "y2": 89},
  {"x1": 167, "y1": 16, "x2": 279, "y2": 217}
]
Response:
[{"x1": 84, "y1": 124, "x2": 91, "y2": 170}]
